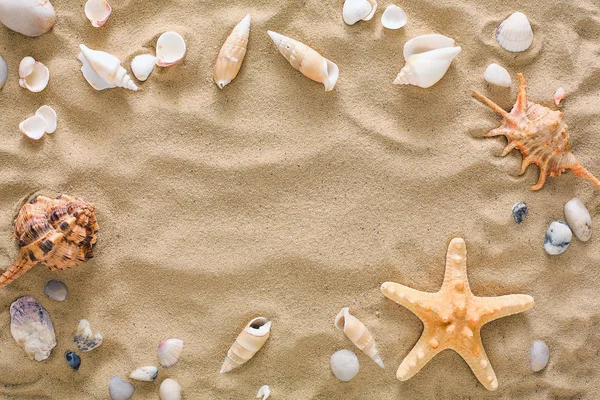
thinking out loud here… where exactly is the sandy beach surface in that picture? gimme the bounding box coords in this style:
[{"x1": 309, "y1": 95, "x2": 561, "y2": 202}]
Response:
[{"x1": 1, "y1": 0, "x2": 599, "y2": 398}]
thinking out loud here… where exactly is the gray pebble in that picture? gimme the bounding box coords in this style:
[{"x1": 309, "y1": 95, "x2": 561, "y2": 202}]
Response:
[
  {"x1": 530, "y1": 340, "x2": 549, "y2": 372},
  {"x1": 512, "y1": 202, "x2": 528, "y2": 224},
  {"x1": 109, "y1": 376, "x2": 134, "y2": 400},
  {"x1": 44, "y1": 279, "x2": 68, "y2": 301}
]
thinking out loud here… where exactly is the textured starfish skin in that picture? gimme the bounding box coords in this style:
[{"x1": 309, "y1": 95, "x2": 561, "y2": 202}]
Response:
[
  {"x1": 473, "y1": 73, "x2": 600, "y2": 191},
  {"x1": 381, "y1": 238, "x2": 534, "y2": 391}
]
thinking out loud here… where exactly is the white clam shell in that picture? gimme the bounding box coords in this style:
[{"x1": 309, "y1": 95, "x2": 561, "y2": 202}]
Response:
[
  {"x1": 394, "y1": 45, "x2": 462, "y2": 88},
  {"x1": 529, "y1": 340, "x2": 549, "y2": 372},
  {"x1": 544, "y1": 221, "x2": 572, "y2": 255},
  {"x1": 19, "y1": 115, "x2": 46, "y2": 140},
  {"x1": 35, "y1": 105, "x2": 57, "y2": 134},
  {"x1": 78, "y1": 44, "x2": 138, "y2": 91},
  {"x1": 554, "y1": 87, "x2": 566, "y2": 107},
  {"x1": 342, "y1": 0, "x2": 376, "y2": 25},
  {"x1": 158, "y1": 338, "x2": 185, "y2": 368},
  {"x1": 330, "y1": 350, "x2": 360, "y2": 381},
  {"x1": 256, "y1": 385, "x2": 271, "y2": 400},
  {"x1": 564, "y1": 198, "x2": 592, "y2": 241},
  {"x1": 129, "y1": 366, "x2": 159, "y2": 382},
  {"x1": 0, "y1": 0, "x2": 55, "y2": 37},
  {"x1": 159, "y1": 378, "x2": 182, "y2": 400},
  {"x1": 483, "y1": 63, "x2": 511, "y2": 87},
  {"x1": 156, "y1": 32, "x2": 186, "y2": 67},
  {"x1": 0, "y1": 56, "x2": 8, "y2": 89},
  {"x1": 381, "y1": 5, "x2": 407, "y2": 30},
  {"x1": 10, "y1": 296, "x2": 57, "y2": 361},
  {"x1": 131, "y1": 54, "x2": 156, "y2": 81},
  {"x1": 85, "y1": 0, "x2": 112, "y2": 28},
  {"x1": 496, "y1": 12, "x2": 533, "y2": 52},
  {"x1": 19, "y1": 57, "x2": 49, "y2": 92}
]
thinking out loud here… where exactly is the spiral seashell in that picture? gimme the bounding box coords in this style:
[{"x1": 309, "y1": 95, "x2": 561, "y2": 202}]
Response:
[
  {"x1": 0, "y1": 0, "x2": 55, "y2": 37},
  {"x1": 84, "y1": 0, "x2": 112, "y2": 28},
  {"x1": 214, "y1": 14, "x2": 251, "y2": 89},
  {"x1": 78, "y1": 44, "x2": 138, "y2": 91},
  {"x1": 158, "y1": 338, "x2": 185, "y2": 368},
  {"x1": 19, "y1": 56, "x2": 49, "y2": 92},
  {"x1": 496, "y1": 12, "x2": 533, "y2": 53},
  {"x1": 0, "y1": 194, "x2": 98, "y2": 288},
  {"x1": 220, "y1": 316, "x2": 271, "y2": 373},
  {"x1": 334, "y1": 307, "x2": 384, "y2": 368},
  {"x1": 267, "y1": 31, "x2": 339, "y2": 91},
  {"x1": 394, "y1": 45, "x2": 461, "y2": 88}
]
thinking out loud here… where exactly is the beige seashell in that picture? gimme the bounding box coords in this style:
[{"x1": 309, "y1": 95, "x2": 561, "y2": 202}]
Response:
[
  {"x1": 19, "y1": 57, "x2": 49, "y2": 92},
  {"x1": 214, "y1": 14, "x2": 250, "y2": 89},
  {"x1": 19, "y1": 115, "x2": 46, "y2": 140},
  {"x1": 130, "y1": 366, "x2": 159, "y2": 382},
  {"x1": 159, "y1": 378, "x2": 182, "y2": 400},
  {"x1": 496, "y1": 12, "x2": 533, "y2": 52},
  {"x1": 256, "y1": 385, "x2": 271, "y2": 399},
  {"x1": 158, "y1": 338, "x2": 185, "y2": 368},
  {"x1": 220, "y1": 316, "x2": 271, "y2": 373},
  {"x1": 0, "y1": 0, "x2": 55, "y2": 37},
  {"x1": 381, "y1": 5, "x2": 407, "y2": 30},
  {"x1": 78, "y1": 44, "x2": 138, "y2": 91},
  {"x1": 554, "y1": 87, "x2": 566, "y2": 107},
  {"x1": 35, "y1": 105, "x2": 57, "y2": 134},
  {"x1": 483, "y1": 63, "x2": 511, "y2": 87},
  {"x1": 335, "y1": 307, "x2": 384, "y2": 368},
  {"x1": 156, "y1": 32, "x2": 186, "y2": 67},
  {"x1": 267, "y1": 31, "x2": 339, "y2": 91},
  {"x1": 394, "y1": 45, "x2": 461, "y2": 88},
  {"x1": 84, "y1": 0, "x2": 111, "y2": 27},
  {"x1": 342, "y1": 0, "x2": 377, "y2": 25},
  {"x1": 131, "y1": 54, "x2": 156, "y2": 81}
]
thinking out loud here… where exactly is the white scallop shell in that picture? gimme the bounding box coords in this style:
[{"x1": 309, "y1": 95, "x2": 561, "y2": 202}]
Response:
[
  {"x1": 381, "y1": 5, "x2": 407, "y2": 30},
  {"x1": 156, "y1": 32, "x2": 186, "y2": 67},
  {"x1": 19, "y1": 115, "x2": 46, "y2": 140},
  {"x1": 35, "y1": 105, "x2": 57, "y2": 134},
  {"x1": 158, "y1": 338, "x2": 184, "y2": 368},
  {"x1": 130, "y1": 366, "x2": 159, "y2": 382},
  {"x1": 496, "y1": 12, "x2": 533, "y2": 52},
  {"x1": 342, "y1": 0, "x2": 376, "y2": 25},
  {"x1": 256, "y1": 385, "x2": 271, "y2": 400},
  {"x1": 330, "y1": 350, "x2": 360, "y2": 381},
  {"x1": 0, "y1": 56, "x2": 7, "y2": 89},
  {"x1": 85, "y1": 0, "x2": 111, "y2": 27},
  {"x1": 159, "y1": 378, "x2": 182, "y2": 400},
  {"x1": 78, "y1": 44, "x2": 138, "y2": 91},
  {"x1": 483, "y1": 63, "x2": 511, "y2": 87},
  {"x1": 0, "y1": 0, "x2": 55, "y2": 37},
  {"x1": 554, "y1": 87, "x2": 566, "y2": 107},
  {"x1": 394, "y1": 45, "x2": 462, "y2": 88},
  {"x1": 564, "y1": 198, "x2": 592, "y2": 242},
  {"x1": 131, "y1": 54, "x2": 156, "y2": 81},
  {"x1": 19, "y1": 57, "x2": 49, "y2": 92}
]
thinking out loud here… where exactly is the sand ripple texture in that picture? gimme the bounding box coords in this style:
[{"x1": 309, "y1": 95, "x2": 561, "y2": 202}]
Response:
[{"x1": 1, "y1": 0, "x2": 600, "y2": 398}]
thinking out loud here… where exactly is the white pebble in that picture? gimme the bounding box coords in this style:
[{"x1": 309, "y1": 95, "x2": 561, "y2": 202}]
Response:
[
  {"x1": 484, "y1": 63, "x2": 512, "y2": 87},
  {"x1": 109, "y1": 376, "x2": 134, "y2": 400},
  {"x1": 159, "y1": 378, "x2": 182, "y2": 400},
  {"x1": 0, "y1": 56, "x2": 7, "y2": 89},
  {"x1": 330, "y1": 349, "x2": 359, "y2": 381},
  {"x1": 543, "y1": 221, "x2": 572, "y2": 255},
  {"x1": 256, "y1": 385, "x2": 271, "y2": 399},
  {"x1": 564, "y1": 197, "x2": 592, "y2": 241},
  {"x1": 529, "y1": 340, "x2": 549, "y2": 372}
]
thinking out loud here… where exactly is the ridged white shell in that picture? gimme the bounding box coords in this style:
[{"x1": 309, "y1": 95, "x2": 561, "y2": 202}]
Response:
[
  {"x1": 496, "y1": 12, "x2": 533, "y2": 52},
  {"x1": 564, "y1": 198, "x2": 592, "y2": 242},
  {"x1": 130, "y1": 366, "x2": 159, "y2": 382},
  {"x1": 156, "y1": 32, "x2": 186, "y2": 67},
  {"x1": 256, "y1": 385, "x2": 271, "y2": 399},
  {"x1": 159, "y1": 378, "x2": 182, "y2": 400},
  {"x1": 78, "y1": 44, "x2": 138, "y2": 91},
  {"x1": 19, "y1": 115, "x2": 46, "y2": 140},
  {"x1": 381, "y1": 5, "x2": 407, "y2": 30},
  {"x1": 84, "y1": 0, "x2": 111, "y2": 27},
  {"x1": 35, "y1": 105, "x2": 57, "y2": 134},
  {"x1": 483, "y1": 63, "x2": 511, "y2": 87},
  {"x1": 394, "y1": 45, "x2": 461, "y2": 88},
  {"x1": 19, "y1": 57, "x2": 49, "y2": 92},
  {"x1": 342, "y1": 0, "x2": 377, "y2": 25},
  {"x1": 158, "y1": 338, "x2": 184, "y2": 368},
  {"x1": 0, "y1": 0, "x2": 55, "y2": 37},
  {"x1": 0, "y1": 56, "x2": 7, "y2": 89},
  {"x1": 131, "y1": 54, "x2": 156, "y2": 81}
]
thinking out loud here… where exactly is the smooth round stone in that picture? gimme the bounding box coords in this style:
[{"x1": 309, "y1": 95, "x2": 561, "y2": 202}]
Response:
[
  {"x1": 330, "y1": 349, "x2": 359, "y2": 381},
  {"x1": 44, "y1": 280, "x2": 68, "y2": 301},
  {"x1": 65, "y1": 351, "x2": 81, "y2": 371},
  {"x1": 512, "y1": 202, "x2": 528, "y2": 224},
  {"x1": 564, "y1": 197, "x2": 592, "y2": 241},
  {"x1": 109, "y1": 376, "x2": 134, "y2": 400},
  {"x1": 530, "y1": 340, "x2": 549, "y2": 372},
  {"x1": 0, "y1": 56, "x2": 7, "y2": 89},
  {"x1": 543, "y1": 221, "x2": 572, "y2": 255}
]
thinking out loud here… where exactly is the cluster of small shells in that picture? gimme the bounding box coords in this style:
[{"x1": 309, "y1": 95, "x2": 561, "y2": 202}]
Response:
[{"x1": 20, "y1": 105, "x2": 57, "y2": 140}]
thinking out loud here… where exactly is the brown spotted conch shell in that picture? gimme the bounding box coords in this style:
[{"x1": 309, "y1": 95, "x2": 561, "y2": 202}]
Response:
[
  {"x1": 335, "y1": 307, "x2": 384, "y2": 368},
  {"x1": 220, "y1": 316, "x2": 271, "y2": 373}
]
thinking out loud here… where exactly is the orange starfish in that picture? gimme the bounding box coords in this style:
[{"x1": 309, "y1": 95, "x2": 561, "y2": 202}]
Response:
[
  {"x1": 473, "y1": 74, "x2": 600, "y2": 190},
  {"x1": 381, "y1": 238, "x2": 534, "y2": 391}
]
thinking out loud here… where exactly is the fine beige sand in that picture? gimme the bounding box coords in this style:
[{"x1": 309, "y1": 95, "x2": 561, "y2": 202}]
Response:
[{"x1": 1, "y1": 0, "x2": 600, "y2": 398}]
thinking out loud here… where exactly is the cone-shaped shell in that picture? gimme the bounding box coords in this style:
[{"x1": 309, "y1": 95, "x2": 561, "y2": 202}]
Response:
[
  {"x1": 84, "y1": 0, "x2": 111, "y2": 27},
  {"x1": 214, "y1": 14, "x2": 250, "y2": 89},
  {"x1": 335, "y1": 307, "x2": 384, "y2": 368},
  {"x1": 267, "y1": 31, "x2": 339, "y2": 91},
  {"x1": 158, "y1": 338, "x2": 185, "y2": 368},
  {"x1": 220, "y1": 316, "x2": 271, "y2": 373},
  {"x1": 0, "y1": 0, "x2": 55, "y2": 37},
  {"x1": 393, "y1": 46, "x2": 461, "y2": 88},
  {"x1": 77, "y1": 44, "x2": 138, "y2": 91}
]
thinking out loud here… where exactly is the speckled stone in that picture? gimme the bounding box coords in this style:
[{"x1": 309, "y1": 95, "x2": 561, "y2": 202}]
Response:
[
  {"x1": 544, "y1": 221, "x2": 572, "y2": 255},
  {"x1": 512, "y1": 202, "x2": 528, "y2": 224},
  {"x1": 65, "y1": 351, "x2": 81, "y2": 371}
]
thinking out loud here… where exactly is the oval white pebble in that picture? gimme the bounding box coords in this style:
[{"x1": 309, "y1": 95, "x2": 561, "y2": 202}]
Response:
[
  {"x1": 564, "y1": 197, "x2": 592, "y2": 242},
  {"x1": 381, "y1": 5, "x2": 407, "y2": 30},
  {"x1": 543, "y1": 221, "x2": 572, "y2": 255},
  {"x1": 529, "y1": 340, "x2": 549, "y2": 372},
  {"x1": 330, "y1": 349, "x2": 359, "y2": 381},
  {"x1": 484, "y1": 63, "x2": 511, "y2": 87},
  {"x1": 109, "y1": 376, "x2": 134, "y2": 400},
  {"x1": 131, "y1": 54, "x2": 156, "y2": 81},
  {"x1": 159, "y1": 378, "x2": 182, "y2": 400},
  {"x1": 0, "y1": 56, "x2": 7, "y2": 89}
]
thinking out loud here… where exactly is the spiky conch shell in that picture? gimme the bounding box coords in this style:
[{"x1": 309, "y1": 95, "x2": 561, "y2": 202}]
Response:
[
  {"x1": 267, "y1": 31, "x2": 339, "y2": 91},
  {"x1": 78, "y1": 44, "x2": 138, "y2": 91},
  {"x1": 334, "y1": 307, "x2": 384, "y2": 368},
  {"x1": 214, "y1": 14, "x2": 251, "y2": 89},
  {"x1": 220, "y1": 316, "x2": 271, "y2": 373},
  {"x1": 0, "y1": 194, "x2": 98, "y2": 288}
]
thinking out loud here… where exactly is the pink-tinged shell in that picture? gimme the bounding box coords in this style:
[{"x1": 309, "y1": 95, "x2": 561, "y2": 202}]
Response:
[
  {"x1": 158, "y1": 338, "x2": 185, "y2": 368},
  {"x1": 553, "y1": 87, "x2": 566, "y2": 107},
  {"x1": 18, "y1": 57, "x2": 49, "y2": 92},
  {"x1": 84, "y1": 0, "x2": 112, "y2": 28},
  {"x1": 156, "y1": 32, "x2": 186, "y2": 67},
  {"x1": 473, "y1": 74, "x2": 600, "y2": 190},
  {"x1": 19, "y1": 115, "x2": 46, "y2": 140}
]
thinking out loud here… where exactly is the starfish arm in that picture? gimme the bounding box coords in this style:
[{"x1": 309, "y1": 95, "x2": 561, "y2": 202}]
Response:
[
  {"x1": 474, "y1": 294, "x2": 534, "y2": 326},
  {"x1": 513, "y1": 73, "x2": 528, "y2": 114},
  {"x1": 381, "y1": 282, "x2": 438, "y2": 320},
  {"x1": 441, "y1": 238, "x2": 470, "y2": 293},
  {"x1": 455, "y1": 337, "x2": 498, "y2": 391},
  {"x1": 396, "y1": 329, "x2": 444, "y2": 381},
  {"x1": 472, "y1": 90, "x2": 516, "y2": 123}
]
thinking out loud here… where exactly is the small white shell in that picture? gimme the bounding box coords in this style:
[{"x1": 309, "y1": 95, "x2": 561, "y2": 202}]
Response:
[
  {"x1": 529, "y1": 340, "x2": 549, "y2": 372},
  {"x1": 84, "y1": 0, "x2": 112, "y2": 28},
  {"x1": 402, "y1": 34, "x2": 456, "y2": 60},
  {"x1": 0, "y1": 56, "x2": 7, "y2": 89},
  {"x1": 131, "y1": 54, "x2": 156, "y2": 81},
  {"x1": 129, "y1": 366, "x2": 159, "y2": 382},
  {"x1": 564, "y1": 198, "x2": 592, "y2": 242},
  {"x1": 483, "y1": 63, "x2": 511, "y2": 87},
  {"x1": 496, "y1": 12, "x2": 533, "y2": 52},
  {"x1": 544, "y1": 221, "x2": 572, "y2": 255},
  {"x1": 554, "y1": 87, "x2": 566, "y2": 107},
  {"x1": 35, "y1": 105, "x2": 57, "y2": 134},
  {"x1": 159, "y1": 378, "x2": 182, "y2": 400},
  {"x1": 381, "y1": 5, "x2": 407, "y2": 30},
  {"x1": 156, "y1": 32, "x2": 186, "y2": 67},
  {"x1": 19, "y1": 57, "x2": 49, "y2": 92},
  {"x1": 342, "y1": 0, "x2": 376, "y2": 25},
  {"x1": 0, "y1": 0, "x2": 56, "y2": 37},
  {"x1": 394, "y1": 45, "x2": 462, "y2": 88},
  {"x1": 158, "y1": 338, "x2": 185, "y2": 368},
  {"x1": 74, "y1": 319, "x2": 103, "y2": 352},
  {"x1": 19, "y1": 115, "x2": 46, "y2": 140},
  {"x1": 256, "y1": 385, "x2": 271, "y2": 400},
  {"x1": 330, "y1": 350, "x2": 359, "y2": 381}
]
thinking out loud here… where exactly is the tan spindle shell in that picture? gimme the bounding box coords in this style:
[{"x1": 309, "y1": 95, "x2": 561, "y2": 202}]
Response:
[
  {"x1": 335, "y1": 307, "x2": 384, "y2": 368},
  {"x1": 220, "y1": 317, "x2": 271, "y2": 373},
  {"x1": 214, "y1": 14, "x2": 250, "y2": 89}
]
